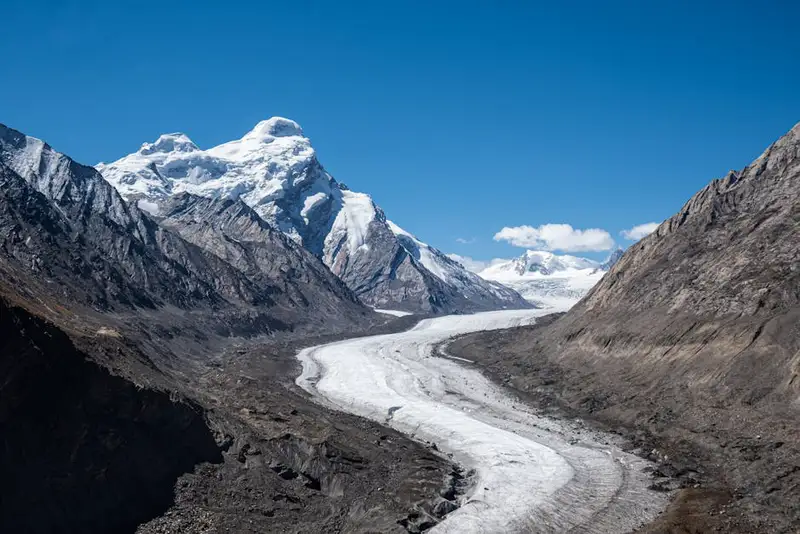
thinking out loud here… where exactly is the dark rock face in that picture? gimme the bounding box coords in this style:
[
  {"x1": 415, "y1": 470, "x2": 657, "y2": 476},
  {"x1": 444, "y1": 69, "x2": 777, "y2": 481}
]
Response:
[
  {"x1": 582, "y1": 135, "x2": 799, "y2": 317},
  {"x1": 157, "y1": 193, "x2": 366, "y2": 324},
  {"x1": 328, "y1": 215, "x2": 465, "y2": 314},
  {"x1": 0, "y1": 123, "x2": 371, "y2": 332},
  {"x1": 0, "y1": 160, "x2": 227, "y2": 310},
  {"x1": 448, "y1": 122, "x2": 800, "y2": 532},
  {"x1": 0, "y1": 298, "x2": 223, "y2": 534},
  {"x1": 0, "y1": 125, "x2": 268, "y2": 311}
]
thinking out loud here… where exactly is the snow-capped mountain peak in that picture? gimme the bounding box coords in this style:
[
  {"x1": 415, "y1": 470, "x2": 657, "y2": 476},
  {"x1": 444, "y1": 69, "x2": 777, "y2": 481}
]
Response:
[
  {"x1": 245, "y1": 117, "x2": 304, "y2": 139},
  {"x1": 96, "y1": 118, "x2": 530, "y2": 314},
  {"x1": 484, "y1": 250, "x2": 600, "y2": 278},
  {"x1": 476, "y1": 249, "x2": 616, "y2": 311},
  {"x1": 96, "y1": 117, "x2": 328, "y2": 244},
  {"x1": 139, "y1": 133, "x2": 199, "y2": 155}
]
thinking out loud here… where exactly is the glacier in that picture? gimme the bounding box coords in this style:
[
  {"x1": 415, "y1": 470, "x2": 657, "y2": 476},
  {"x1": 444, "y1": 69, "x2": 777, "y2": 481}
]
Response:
[{"x1": 297, "y1": 309, "x2": 668, "y2": 531}]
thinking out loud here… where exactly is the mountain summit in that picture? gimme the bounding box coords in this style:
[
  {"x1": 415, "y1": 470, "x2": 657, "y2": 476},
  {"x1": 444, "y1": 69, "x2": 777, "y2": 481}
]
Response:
[
  {"x1": 97, "y1": 118, "x2": 529, "y2": 313},
  {"x1": 476, "y1": 250, "x2": 611, "y2": 310},
  {"x1": 140, "y1": 133, "x2": 199, "y2": 155},
  {"x1": 246, "y1": 117, "x2": 304, "y2": 138}
]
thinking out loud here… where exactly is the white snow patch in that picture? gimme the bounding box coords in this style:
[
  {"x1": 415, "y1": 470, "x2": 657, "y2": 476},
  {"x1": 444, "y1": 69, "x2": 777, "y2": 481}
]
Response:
[
  {"x1": 301, "y1": 191, "x2": 327, "y2": 220},
  {"x1": 137, "y1": 198, "x2": 160, "y2": 215},
  {"x1": 97, "y1": 117, "x2": 319, "y2": 211},
  {"x1": 327, "y1": 190, "x2": 377, "y2": 254},
  {"x1": 374, "y1": 308, "x2": 413, "y2": 317}
]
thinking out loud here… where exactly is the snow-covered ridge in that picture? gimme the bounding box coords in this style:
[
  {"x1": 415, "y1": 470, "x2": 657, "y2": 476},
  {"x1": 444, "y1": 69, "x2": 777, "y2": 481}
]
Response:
[
  {"x1": 388, "y1": 221, "x2": 529, "y2": 305},
  {"x1": 481, "y1": 250, "x2": 601, "y2": 278},
  {"x1": 140, "y1": 133, "x2": 199, "y2": 155},
  {"x1": 96, "y1": 118, "x2": 327, "y2": 240},
  {"x1": 97, "y1": 117, "x2": 377, "y2": 256},
  {"x1": 450, "y1": 249, "x2": 623, "y2": 311},
  {"x1": 388, "y1": 221, "x2": 453, "y2": 282},
  {"x1": 97, "y1": 117, "x2": 530, "y2": 313}
]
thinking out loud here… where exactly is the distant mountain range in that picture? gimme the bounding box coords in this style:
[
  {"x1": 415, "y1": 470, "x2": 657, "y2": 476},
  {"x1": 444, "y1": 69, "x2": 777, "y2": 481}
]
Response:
[
  {"x1": 449, "y1": 249, "x2": 623, "y2": 310},
  {"x1": 97, "y1": 117, "x2": 529, "y2": 314}
]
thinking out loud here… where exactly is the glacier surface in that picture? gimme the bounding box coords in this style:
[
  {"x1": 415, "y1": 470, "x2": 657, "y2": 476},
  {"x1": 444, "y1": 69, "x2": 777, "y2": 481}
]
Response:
[{"x1": 297, "y1": 310, "x2": 668, "y2": 532}]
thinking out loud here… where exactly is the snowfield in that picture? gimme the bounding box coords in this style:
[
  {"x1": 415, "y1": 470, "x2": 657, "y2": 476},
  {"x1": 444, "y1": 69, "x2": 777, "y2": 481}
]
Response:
[
  {"x1": 449, "y1": 249, "x2": 625, "y2": 310},
  {"x1": 297, "y1": 310, "x2": 668, "y2": 532},
  {"x1": 373, "y1": 308, "x2": 414, "y2": 317}
]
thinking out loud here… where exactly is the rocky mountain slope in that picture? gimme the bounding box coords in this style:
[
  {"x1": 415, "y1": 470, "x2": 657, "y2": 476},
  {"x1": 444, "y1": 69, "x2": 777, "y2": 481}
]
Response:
[
  {"x1": 97, "y1": 117, "x2": 530, "y2": 313},
  {"x1": 0, "y1": 297, "x2": 223, "y2": 534},
  {"x1": 156, "y1": 192, "x2": 360, "y2": 320},
  {"x1": 0, "y1": 123, "x2": 454, "y2": 533},
  {"x1": 469, "y1": 249, "x2": 622, "y2": 309},
  {"x1": 448, "y1": 122, "x2": 800, "y2": 532},
  {"x1": 0, "y1": 272, "x2": 451, "y2": 534},
  {"x1": 0, "y1": 123, "x2": 369, "y2": 332}
]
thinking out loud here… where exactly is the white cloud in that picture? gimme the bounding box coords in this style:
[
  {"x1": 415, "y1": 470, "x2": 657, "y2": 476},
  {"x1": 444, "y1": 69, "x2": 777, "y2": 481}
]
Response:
[
  {"x1": 455, "y1": 237, "x2": 476, "y2": 244},
  {"x1": 493, "y1": 223, "x2": 615, "y2": 252},
  {"x1": 446, "y1": 254, "x2": 506, "y2": 273},
  {"x1": 621, "y1": 222, "x2": 659, "y2": 240},
  {"x1": 447, "y1": 254, "x2": 487, "y2": 272}
]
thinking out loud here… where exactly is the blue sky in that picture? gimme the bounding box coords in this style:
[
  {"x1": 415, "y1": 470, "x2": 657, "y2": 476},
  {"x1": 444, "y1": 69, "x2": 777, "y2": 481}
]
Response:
[{"x1": 3, "y1": 1, "x2": 799, "y2": 261}]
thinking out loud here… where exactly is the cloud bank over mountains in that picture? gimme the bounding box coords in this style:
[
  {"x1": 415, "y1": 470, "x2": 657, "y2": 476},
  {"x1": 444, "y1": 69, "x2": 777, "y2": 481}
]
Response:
[{"x1": 493, "y1": 223, "x2": 615, "y2": 252}]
